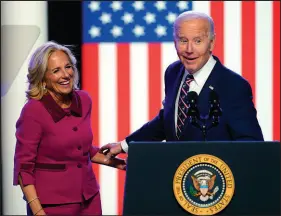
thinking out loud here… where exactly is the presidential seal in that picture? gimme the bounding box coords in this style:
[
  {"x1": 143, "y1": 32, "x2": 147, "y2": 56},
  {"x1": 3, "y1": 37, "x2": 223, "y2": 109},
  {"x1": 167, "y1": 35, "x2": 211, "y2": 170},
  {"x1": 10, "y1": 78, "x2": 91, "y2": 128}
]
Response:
[{"x1": 173, "y1": 154, "x2": 235, "y2": 215}]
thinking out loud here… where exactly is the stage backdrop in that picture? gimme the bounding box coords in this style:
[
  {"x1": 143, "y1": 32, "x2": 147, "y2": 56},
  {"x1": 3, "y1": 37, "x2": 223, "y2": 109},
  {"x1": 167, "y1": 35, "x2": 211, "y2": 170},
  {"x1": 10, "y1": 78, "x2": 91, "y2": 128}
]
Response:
[
  {"x1": 1, "y1": 1, "x2": 48, "y2": 214},
  {"x1": 81, "y1": 1, "x2": 280, "y2": 215}
]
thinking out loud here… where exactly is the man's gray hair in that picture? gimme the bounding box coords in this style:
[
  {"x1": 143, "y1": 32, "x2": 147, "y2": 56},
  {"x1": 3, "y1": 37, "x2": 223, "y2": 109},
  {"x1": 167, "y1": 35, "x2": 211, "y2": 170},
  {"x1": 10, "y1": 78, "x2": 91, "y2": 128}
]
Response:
[{"x1": 173, "y1": 11, "x2": 215, "y2": 40}]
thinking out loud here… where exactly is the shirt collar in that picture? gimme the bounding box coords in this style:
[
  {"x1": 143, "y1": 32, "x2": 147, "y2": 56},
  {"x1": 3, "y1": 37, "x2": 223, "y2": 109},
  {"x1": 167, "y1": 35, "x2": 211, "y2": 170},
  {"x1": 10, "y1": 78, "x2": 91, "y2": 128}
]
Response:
[
  {"x1": 40, "y1": 91, "x2": 82, "y2": 123},
  {"x1": 185, "y1": 55, "x2": 216, "y2": 87}
]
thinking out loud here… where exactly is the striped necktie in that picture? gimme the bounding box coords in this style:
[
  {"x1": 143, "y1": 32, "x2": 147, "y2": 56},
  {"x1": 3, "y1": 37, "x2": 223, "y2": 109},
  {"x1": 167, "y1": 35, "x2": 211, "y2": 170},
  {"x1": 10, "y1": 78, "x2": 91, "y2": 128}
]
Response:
[{"x1": 176, "y1": 74, "x2": 194, "y2": 139}]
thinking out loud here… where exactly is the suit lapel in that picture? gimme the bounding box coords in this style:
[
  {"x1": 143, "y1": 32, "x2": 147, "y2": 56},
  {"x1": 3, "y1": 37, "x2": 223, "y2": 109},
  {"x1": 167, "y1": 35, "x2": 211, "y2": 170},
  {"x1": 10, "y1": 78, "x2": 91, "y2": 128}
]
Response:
[
  {"x1": 197, "y1": 66, "x2": 220, "y2": 114},
  {"x1": 197, "y1": 56, "x2": 222, "y2": 113}
]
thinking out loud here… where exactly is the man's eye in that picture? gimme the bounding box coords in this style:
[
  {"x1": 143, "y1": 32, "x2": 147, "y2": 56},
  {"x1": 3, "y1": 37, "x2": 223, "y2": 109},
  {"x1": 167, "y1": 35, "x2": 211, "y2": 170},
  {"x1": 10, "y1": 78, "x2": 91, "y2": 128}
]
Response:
[
  {"x1": 195, "y1": 39, "x2": 202, "y2": 44},
  {"x1": 66, "y1": 65, "x2": 72, "y2": 69}
]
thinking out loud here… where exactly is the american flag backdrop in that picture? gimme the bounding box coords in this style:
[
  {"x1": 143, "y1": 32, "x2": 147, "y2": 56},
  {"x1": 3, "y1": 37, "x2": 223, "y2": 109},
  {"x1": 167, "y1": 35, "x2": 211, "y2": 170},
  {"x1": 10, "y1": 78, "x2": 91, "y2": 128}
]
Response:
[{"x1": 81, "y1": 1, "x2": 280, "y2": 215}]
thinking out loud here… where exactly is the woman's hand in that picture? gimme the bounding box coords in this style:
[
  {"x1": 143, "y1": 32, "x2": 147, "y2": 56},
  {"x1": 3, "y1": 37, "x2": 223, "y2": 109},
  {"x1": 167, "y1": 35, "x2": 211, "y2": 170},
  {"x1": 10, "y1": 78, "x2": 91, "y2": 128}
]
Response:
[{"x1": 91, "y1": 152, "x2": 127, "y2": 170}]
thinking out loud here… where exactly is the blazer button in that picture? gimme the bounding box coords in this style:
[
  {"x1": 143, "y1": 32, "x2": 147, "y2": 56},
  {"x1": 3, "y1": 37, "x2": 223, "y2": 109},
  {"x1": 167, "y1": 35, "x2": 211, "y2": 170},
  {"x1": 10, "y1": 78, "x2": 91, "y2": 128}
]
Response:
[
  {"x1": 77, "y1": 163, "x2": 82, "y2": 168},
  {"x1": 73, "y1": 126, "x2": 78, "y2": 131},
  {"x1": 78, "y1": 146, "x2": 82, "y2": 150}
]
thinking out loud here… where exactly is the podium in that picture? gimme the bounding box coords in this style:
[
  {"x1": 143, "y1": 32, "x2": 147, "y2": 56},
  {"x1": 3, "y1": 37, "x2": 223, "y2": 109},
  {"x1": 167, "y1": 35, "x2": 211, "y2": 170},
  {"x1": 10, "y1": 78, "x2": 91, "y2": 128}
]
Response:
[{"x1": 123, "y1": 141, "x2": 280, "y2": 215}]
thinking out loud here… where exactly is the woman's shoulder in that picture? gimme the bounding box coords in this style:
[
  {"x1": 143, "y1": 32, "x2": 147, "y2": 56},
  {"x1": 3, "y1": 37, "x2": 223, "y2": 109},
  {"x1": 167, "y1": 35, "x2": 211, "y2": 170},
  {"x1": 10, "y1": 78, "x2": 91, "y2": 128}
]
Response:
[
  {"x1": 20, "y1": 98, "x2": 44, "y2": 117},
  {"x1": 74, "y1": 90, "x2": 92, "y2": 103}
]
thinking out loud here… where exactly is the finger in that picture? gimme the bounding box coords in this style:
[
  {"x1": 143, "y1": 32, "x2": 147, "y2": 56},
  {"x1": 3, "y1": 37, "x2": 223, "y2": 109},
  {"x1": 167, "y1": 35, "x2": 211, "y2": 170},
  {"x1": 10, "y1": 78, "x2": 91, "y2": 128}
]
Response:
[
  {"x1": 99, "y1": 143, "x2": 111, "y2": 153},
  {"x1": 110, "y1": 154, "x2": 116, "y2": 158},
  {"x1": 104, "y1": 153, "x2": 112, "y2": 162}
]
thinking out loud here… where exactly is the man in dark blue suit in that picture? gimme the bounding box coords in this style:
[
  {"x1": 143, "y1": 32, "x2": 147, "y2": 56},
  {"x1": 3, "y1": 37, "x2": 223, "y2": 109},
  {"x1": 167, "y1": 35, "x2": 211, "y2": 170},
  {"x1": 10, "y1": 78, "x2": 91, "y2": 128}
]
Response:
[{"x1": 100, "y1": 11, "x2": 264, "y2": 159}]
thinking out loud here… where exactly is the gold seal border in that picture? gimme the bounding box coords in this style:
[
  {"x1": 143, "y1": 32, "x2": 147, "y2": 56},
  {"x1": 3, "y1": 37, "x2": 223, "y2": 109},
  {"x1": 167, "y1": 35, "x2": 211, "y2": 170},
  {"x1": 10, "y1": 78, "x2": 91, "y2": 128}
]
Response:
[{"x1": 173, "y1": 154, "x2": 235, "y2": 216}]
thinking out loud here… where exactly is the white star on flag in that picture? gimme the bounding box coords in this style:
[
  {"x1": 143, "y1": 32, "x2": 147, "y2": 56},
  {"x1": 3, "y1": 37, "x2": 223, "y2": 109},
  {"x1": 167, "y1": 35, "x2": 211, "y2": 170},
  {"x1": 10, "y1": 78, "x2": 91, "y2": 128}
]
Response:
[
  {"x1": 166, "y1": 12, "x2": 177, "y2": 24},
  {"x1": 154, "y1": 1, "x2": 166, "y2": 11},
  {"x1": 99, "y1": 12, "x2": 111, "y2": 24},
  {"x1": 110, "y1": 1, "x2": 123, "y2": 12},
  {"x1": 144, "y1": 12, "x2": 156, "y2": 24},
  {"x1": 121, "y1": 12, "x2": 134, "y2": 24},
  {"x1": 132, "y1": 1, "x2": 145, "y2": 11},
  {"x1": 177, "y1": 1, "x2": 189, "y2": 11},
  {"x1": 155, "y1": 25, "x2": 167, "y2": 37},
  {"x1": 88, "y1": 1, "x2": 100, "y2": 12},
  {"x1": 88, "y1": 26, "x2": 101, "y2": 38},
  {"x1": 133, "y1": 25, "x2": 145, "y2": 37},
  {"x1": 110, "y1": 25, "x2": 123, "y2": 38}
]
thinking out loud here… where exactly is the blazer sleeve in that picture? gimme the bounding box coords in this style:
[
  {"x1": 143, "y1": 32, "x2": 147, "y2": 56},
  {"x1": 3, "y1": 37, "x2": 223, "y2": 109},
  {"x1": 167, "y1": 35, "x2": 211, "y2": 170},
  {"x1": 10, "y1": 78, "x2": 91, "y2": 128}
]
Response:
[
  {"x1": 13, "y1": 103, "x2": 42, "y2": 186},
  {"x1": 225, "y1": 80, "x2": 264, "y2": 141},
  {"x1": 82, "y1": 90, "x2": 100, "y2": 158}
]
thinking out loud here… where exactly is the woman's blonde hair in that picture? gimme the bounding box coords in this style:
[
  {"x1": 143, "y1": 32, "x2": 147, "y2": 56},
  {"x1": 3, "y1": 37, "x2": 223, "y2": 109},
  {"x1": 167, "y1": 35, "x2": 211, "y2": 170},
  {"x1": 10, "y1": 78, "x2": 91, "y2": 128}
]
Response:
[{"x1": 26, "y1": 41, "x2": 79, "y2": 100}]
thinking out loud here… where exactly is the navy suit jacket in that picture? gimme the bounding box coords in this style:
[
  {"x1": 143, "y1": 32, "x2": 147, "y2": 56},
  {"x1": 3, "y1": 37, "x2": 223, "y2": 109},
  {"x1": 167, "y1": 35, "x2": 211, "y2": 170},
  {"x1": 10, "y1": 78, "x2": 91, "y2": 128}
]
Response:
[{"x1": 126, "y1": 56, "x2": 264, "y2": 142}]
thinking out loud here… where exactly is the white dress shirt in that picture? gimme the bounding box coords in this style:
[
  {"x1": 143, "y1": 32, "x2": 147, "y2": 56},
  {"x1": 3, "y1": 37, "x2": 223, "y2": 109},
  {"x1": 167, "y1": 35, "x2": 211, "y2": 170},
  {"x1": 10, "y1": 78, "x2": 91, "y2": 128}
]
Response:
[
  {"x1": 174, "y1": 55, "x2": 216, "y2": 132},
  {"x1": 121, "y1": 55, "x2": 216, "y2": 152}
]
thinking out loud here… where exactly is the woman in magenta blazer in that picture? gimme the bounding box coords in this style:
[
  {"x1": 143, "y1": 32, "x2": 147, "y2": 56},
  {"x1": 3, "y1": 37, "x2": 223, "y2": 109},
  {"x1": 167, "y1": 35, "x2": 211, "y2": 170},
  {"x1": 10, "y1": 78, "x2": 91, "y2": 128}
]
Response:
[{"x1": 13, "y1": 41, "x2": 126, "y2": 215}]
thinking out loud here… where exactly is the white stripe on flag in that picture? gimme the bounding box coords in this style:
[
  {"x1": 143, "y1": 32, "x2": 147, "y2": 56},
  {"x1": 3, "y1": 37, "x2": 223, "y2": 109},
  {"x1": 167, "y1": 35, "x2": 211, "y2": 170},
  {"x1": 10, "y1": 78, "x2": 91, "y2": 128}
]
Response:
[
  {"x1": 161, "y1": 42, "x2": 178, "y2": 102},
  {"x1": 99, "y1": 43, "x2": 118, "y2": 214},
  {"x1": 130, "y1": 43, "x2": 149, "y2": 132},
  {"x1": 224, "y1": 1, "x2": 242, "y2": 75},
  {"x1": 193, "y1": 1, "x2": 210, "y2": 15},
  {"x1": 256, "y1": 1, "x2": 273, "y2": 141}
]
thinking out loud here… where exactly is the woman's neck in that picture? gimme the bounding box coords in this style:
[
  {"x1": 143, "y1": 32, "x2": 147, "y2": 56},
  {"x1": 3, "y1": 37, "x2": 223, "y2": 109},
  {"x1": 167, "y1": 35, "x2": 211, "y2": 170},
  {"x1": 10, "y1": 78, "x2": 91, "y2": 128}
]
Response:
[{"x1": 48, "y1": 91, "x2": 72, "y2": 108}]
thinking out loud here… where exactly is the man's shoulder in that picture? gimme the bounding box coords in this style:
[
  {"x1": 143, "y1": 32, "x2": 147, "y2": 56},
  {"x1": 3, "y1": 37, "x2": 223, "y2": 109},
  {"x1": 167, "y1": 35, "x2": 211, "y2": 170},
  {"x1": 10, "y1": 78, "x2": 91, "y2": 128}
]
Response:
[
  {"x1": 167, "y1": 60, "x2": 183, "y2": 70},
  {"x1": 223, "y1": 67, "x2": 250, "y2": 87},
  {"x1": 165, "y1": 60, "x2": 183, "y2": 78},
  {"x1": 212, "y1": 55, "x2": 248, "y2": 86}
]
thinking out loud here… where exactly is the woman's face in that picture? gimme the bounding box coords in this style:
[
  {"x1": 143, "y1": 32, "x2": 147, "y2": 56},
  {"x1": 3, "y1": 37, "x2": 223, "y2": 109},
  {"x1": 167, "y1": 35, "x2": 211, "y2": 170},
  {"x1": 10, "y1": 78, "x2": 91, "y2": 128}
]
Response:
[{"x1": 44, "y1": 50, "x2": 74, "y2": 96}]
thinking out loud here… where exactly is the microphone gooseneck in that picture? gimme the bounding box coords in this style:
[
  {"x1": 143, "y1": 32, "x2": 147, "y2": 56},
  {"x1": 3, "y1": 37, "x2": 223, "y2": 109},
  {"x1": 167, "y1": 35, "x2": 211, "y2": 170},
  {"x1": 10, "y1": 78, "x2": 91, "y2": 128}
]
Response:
[{"x1": 185, "y1": 90, "x2": 222, "y2": 141}]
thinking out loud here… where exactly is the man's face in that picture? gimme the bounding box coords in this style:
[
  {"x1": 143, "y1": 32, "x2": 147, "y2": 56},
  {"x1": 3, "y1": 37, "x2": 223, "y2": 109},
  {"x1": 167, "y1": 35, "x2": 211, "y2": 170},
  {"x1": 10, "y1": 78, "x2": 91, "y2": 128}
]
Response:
[{"x1": 174, "y1": 18, "x2": 215, "y2": 74}]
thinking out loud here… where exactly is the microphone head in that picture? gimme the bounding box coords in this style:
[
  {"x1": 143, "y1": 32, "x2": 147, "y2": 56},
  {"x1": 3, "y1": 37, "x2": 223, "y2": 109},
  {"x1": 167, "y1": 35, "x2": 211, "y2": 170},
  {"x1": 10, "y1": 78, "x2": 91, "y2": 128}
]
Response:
[
  {"x1": 186, "y1": 91, "x2": 199, "y2": 118},
  {"x1": 209, "y1": 90, "x2": 222, "y2": 117},
  {"x1": 187, "y1": 91, "x2": 198, "y2": 103},
  {"x1": 209, "y1": 90, "x2": 219, "y2": 104}
]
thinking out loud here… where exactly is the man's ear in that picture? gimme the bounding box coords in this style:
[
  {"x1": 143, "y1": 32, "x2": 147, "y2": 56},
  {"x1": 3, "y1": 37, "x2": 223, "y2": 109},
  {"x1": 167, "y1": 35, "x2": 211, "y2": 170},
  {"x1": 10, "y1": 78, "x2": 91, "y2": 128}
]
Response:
[{"x1": 209, "y1": 34, "x2": 216, "y2": 52}]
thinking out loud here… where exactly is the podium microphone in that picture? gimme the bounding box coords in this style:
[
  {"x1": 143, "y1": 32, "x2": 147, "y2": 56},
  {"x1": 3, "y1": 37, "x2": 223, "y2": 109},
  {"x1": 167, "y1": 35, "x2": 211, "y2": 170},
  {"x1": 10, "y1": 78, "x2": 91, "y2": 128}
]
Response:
[
  {"x1": 208, "y1": 90, "x2": 222, "y2": 126},
  {"x1": 186, "y1": 91, "x2": 200, "y2": 123}
]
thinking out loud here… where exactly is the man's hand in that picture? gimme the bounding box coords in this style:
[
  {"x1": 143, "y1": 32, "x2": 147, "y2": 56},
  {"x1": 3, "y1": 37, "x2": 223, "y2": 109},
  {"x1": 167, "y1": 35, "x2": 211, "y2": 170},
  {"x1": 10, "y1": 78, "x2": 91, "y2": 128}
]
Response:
[{"x1": 99, "y1": 142, "x2": 123, "y2": 162}]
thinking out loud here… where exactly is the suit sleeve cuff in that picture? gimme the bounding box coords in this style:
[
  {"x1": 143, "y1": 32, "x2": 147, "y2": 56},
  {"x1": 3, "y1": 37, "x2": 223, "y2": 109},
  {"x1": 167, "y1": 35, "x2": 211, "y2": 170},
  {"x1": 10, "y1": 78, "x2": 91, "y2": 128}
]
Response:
[
  {"x1": 89, "y1": 145, "x2": 100, "y2": 158},
  {"x1": 13, "y1": 171, "x2": 35, "y2": 186},
  {"x1": 120, "y1": 140, "x2": 129, "y2": 153},
  {"x1": 13, "y1": 163, "x2": 35, "y2": 186}
]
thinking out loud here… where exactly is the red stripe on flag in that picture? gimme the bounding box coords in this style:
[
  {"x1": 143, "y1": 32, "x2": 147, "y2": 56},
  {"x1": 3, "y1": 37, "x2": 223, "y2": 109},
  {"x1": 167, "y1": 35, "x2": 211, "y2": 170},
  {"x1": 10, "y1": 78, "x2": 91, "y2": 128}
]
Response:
[
  {"x1": 117, "y1": 44, "x2": 130, "y2": 214},
  {"x1": 81, "y1": 44, "x2": 100, "y2": 185},
  {"x1": 210, "y1": 1, "x2": 224, "y2": 63},
  {"x1": 241, "y1": 1, "x2": 256, "y2": 104},
  {"x1": 148, "y1": 43, "x2": 162, "y2": 120},
  {"x1": 273, "y1": 1, "x2": 280, "y2": 141}
]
